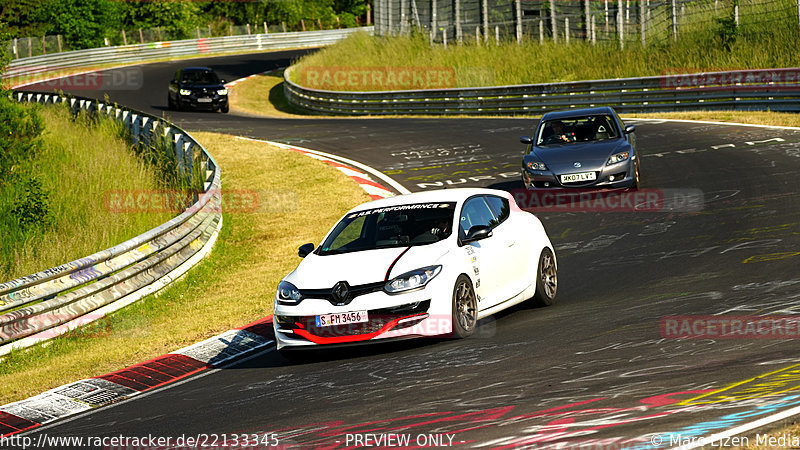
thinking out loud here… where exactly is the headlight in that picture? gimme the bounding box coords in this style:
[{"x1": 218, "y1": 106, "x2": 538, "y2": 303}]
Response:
[
  {"x1": 385, "y1": 265, "x2": 442, "y2": 294},
  {"x1": 276, "y1": 281, "x2": 303, "y2": 305},
  {"x1": 217, "y1": 88, "x2": 228, "y2": 96},
  {"x1": 179, "y1": 89, "x2": 192, "y2": 96},
  {"x1": 526, "y1": 161, "x2": 548, "y2": 171},
  {"x1": 607, "y1": 151, "x2": 630, "y2": 165}
]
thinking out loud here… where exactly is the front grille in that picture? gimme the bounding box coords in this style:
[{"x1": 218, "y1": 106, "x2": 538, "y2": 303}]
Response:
[{"x1": 299, "y1": 281, "x2": 385, "y2": 306}]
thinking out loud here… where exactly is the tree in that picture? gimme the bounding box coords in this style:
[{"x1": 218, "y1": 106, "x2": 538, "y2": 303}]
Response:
[
  {"x1": 120, "y1": 1, "x2": 201, "y2": 40},
  {"x1": 0, "y1": 22, "x2": 10, "y2": 74},
  {"x1": 0, "y1": 0, "x2": 49, "y2": 38},
  {"x1": 39, "y1": 0, "x2": 122, "y2": 49}
]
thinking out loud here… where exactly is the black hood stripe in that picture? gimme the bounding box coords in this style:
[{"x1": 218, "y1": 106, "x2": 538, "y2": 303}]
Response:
[{"x1": 385, "y1": 247, "x2": 412, "y2": 281}]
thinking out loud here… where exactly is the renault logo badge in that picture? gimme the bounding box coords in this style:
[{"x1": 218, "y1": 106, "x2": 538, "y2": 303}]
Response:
[{"x1": 332, "y1": 281, "x2": 351, "y2": 304}]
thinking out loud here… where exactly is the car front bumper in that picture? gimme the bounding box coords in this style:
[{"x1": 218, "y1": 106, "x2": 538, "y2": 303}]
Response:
[
  {"x1": 179, "y1": 94, "x2": 228, "y2": 110},
  {"x1": 521, "y1": 158, "x2": 636, "y2": 189},
  {"x1": 273, "y1": 281, "x2": 454, "y2": 349}
]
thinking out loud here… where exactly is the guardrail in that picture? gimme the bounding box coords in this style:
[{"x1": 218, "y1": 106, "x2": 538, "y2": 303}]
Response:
[
  {"x1": 0, "y1": 91, "x2": 223, "y2": 358},
  {"x1": 2, "y1": 27, "x2": 373, "y2": 83},
  {"x1": 283, "y1": 66, "x2": 800, "y2": 115}
]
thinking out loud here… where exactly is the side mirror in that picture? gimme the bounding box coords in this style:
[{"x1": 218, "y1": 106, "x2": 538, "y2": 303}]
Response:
[
  {"x1": 298, "y1": 243, "x2": 315, "y2": 258},
  {"x1": 520, "y1": 136, "x2": 533, "y2": 144},
  {"x1": 463, "y1": 225, "x2": 493, "y2": 244},
  {"x1": 624, "y1": 124, "x2": 636, "y2": 134}
]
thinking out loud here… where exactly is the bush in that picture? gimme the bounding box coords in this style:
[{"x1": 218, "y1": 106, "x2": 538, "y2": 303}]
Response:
[
  {"x1": 0, "y1": 95, "x2": 44, "y2": 186},
  {"x1": 0, "y1": 99, "x2": 48, "y2": 275},
  {"x1": 11, "y1": 177, "x2": 51, "y2": 231}
]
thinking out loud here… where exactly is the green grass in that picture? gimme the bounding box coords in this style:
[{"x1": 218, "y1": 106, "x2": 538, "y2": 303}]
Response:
[
  {"x1": 0, "y1": 132, "x2": 370, "y2": 405},
  {"x1": 630, "y1": 110, "x2": 800, "y2": 128},
  {"x1": 0, "y1": 104, "x2": 175, "y2": 280},
  {"x1": 229, "y1": 69, "x2": 307, "y2": 117},
  {"x1": 290, "y1": 0, "x2": 800, "y2": 90}
]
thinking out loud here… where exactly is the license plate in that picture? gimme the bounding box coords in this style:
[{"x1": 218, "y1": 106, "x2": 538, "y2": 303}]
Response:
[
  {"x1": 561, "y1": 171, "x2": 596, "y2": 183},
  {"x1": 316, "y1": 310, "x2": 369, "y2": 327},
  {"x1": 197, "y1": 97, "x2": 212, "y2": 103}
]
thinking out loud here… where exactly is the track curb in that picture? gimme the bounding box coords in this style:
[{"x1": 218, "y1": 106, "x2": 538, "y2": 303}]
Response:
[{"x1": 0, "y1": 316, "x2": 274, "y2": 438}]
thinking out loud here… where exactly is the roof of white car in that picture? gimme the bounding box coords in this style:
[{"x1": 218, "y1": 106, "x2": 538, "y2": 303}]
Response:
[{"x1": 349, "y1": 188, "x2": 509, "y2": 212}]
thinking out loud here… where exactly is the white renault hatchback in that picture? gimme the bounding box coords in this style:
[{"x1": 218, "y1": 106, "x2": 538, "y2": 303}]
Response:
[{"x1": 273, "y1": 188, "x2": 557, "y2": 352}]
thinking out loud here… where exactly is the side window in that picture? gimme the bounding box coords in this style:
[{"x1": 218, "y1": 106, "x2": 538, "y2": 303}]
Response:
[
  {"x1": 459, "y1": 197, "x2": 496, "y2": 239},
  {"x1": 484, "y1": 195, "x2": 510, "y2": 228},
  {"x1": 327, "y1": 216, "x2": 366, "y2": 251}
]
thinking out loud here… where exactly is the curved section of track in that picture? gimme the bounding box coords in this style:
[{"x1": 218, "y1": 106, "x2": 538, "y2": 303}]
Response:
[{"x1": 19, "y1": 51, "x2": 800, "y2": 448}]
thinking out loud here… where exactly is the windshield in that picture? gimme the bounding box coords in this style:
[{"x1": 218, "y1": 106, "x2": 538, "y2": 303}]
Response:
[
  {"x1": 181, "y1": 70, "x2": 220, "y2": 85},
  {"x1": 318, "y1": 202, "x2": 456, "y2": 256},
  {"x1": 537, "y1": 115, "x2": 620, "y2": 146}
]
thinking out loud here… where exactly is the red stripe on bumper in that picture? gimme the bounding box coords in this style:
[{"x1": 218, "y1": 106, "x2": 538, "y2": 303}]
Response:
[{"x1": 292, "y1": 313, "x2": 427, "y2": 344}]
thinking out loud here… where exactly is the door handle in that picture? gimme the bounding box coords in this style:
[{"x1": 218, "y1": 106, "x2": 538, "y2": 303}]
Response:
[{"x1": 506, "y1": 240, "x2": 516, "y2": 247}]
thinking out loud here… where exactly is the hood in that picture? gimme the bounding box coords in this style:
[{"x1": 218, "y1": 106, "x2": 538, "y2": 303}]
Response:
[
  {"x1": 286, "y1": 243, "x2": 450, "y2": 288},
  {"x1": 533, "y1": 139, "x2": 629, "y2": 172}
]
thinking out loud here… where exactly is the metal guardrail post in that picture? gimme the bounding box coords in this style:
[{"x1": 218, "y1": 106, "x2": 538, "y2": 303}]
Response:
[
  {"x1": 131, "y1": 113, "x2": 140, "y2": 145},
  {"x1": 174, "y1": 133, "x2": 186, "y2": 176},
  {"x1": 640, "y1": 0, "x2": 646, "y2": 46},
  {"x1": 618, "y1": 0, "x2": 624, "y2": 49},
  {"x1": 585, "y1": 0, "x2": 591, "y2": 43},
  {"x1": 671, "y1": 0, "x2": 678, "y2": 40}
]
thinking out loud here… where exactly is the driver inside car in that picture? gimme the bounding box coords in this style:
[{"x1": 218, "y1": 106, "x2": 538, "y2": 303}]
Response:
[{"x1": 548, "y1": 120, "x2": 576, "y2": 143}]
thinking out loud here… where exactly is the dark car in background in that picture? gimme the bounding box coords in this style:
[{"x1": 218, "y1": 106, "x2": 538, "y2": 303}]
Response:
[
  {"x1": 168, "y1": 67, "x2": 229, "y2": 113},
  {"x1": 520, "y1": 107, "x2": 640, "y2": 189}
]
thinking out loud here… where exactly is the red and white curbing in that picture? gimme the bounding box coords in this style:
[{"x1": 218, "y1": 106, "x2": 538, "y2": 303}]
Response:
[
  {"x1": 0, "y1": 317, "x2": 274, "y2": 438},
  {"x1": 236, "y1": 137, "x2": 408, "y2": 199},
  {"x1": 223, "y1": 68, "x2": 282, "y2": 89},
  {"x1": 288, "y1": 150, "x2": 395, "y2": 200}
]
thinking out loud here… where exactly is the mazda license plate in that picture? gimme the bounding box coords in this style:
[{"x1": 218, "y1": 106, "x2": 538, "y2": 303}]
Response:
[{"x1": 560, "y1": 171, "x2": 596, "y2": 183}]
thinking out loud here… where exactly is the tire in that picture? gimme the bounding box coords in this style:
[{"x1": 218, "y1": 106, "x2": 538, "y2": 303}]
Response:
[
  {"x1": 532, "y1": 247, "x2": 557, "y2": 307},
  {"x1": 631, "y1": 160, "x2": 640, "y2": 189},
  {"x1": 451, "y1": 274, "x2": 477, "y2": 339},
  {"x1": 167, "y1": 96, "x2": 175, "y2": 111},
  {"x1": 220, "y1": 103, "x2": 229, "y2": 113}
]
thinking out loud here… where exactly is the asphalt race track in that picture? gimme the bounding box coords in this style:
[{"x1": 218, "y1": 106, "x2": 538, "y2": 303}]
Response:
[{"x1": 19, "y1": 50, "x2": 800, "y2": 448}]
